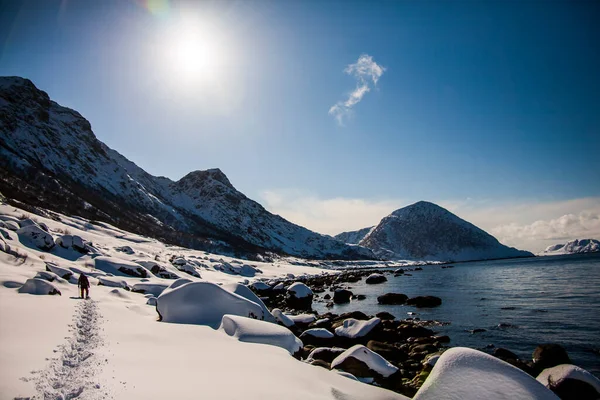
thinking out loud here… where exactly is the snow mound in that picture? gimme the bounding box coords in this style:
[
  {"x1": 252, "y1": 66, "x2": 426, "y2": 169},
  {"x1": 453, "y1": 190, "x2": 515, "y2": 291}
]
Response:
[
  {"x1": 97, "y1": 276, "x2": 129, "y2": 289},
  {"x1": 34, "y1": 270, "x2": 66, "y2": 284},
  {"x1": 94, "y1": 256, "x2": 152, "y2": 278},
  {"x1": 16, "y1": 225, "x2": 55, "y2": 250},
  {"x1": 536, "y1": 364, "x2": 600, "y2": 393},
  {"x1": 135, "y1": 260, "x2": 180, "y2": 279},
  {"x1": 18, "y1": 278, "x2": 62, "y2": 295},
  {"x1": 413, "y1": 347, "x2": 558, "y2": 399},
  {"x1": 331, "y1": 345, "x2": 398, "y2": 378},
  {"x1": 335, "y1": 317, "x2": 381, "y2": 338},
  {"x1": 250, "y1": 281, "x2": 270, "y2": 291},
  {"x1": 45, "y1": 262, "x2": 73, "y2": 279},
  {"x1": 219, "y1": 314, "x2": 303, "y2": 355},
  {"x1": 287, "y1": 282, "x2": 313, "y2": 298},
  {"x1": 108, "y1": 288, "x2": 132, "y2": 299},
  {"x1": 222, "y1": 283, "x2": 276, "y2": 323},
  {"x1": 167, "y1": 278, "x2": 193, "y2": 290},
  {"x1": 156, "y1": 281, "x2": 264, "y2": 327},
  {"x1": 55, "y1": 234, "x2": 86, "y2": 251},
  {"x1": 131, "y1": 282, "x2": 169, "y2": 297},
  {"x1": 288, "y1": 313, "x2": 317, "y2": 324},
  {"x1": 272, "y1": 308, "x2": 295, "y2": 327},
  {"x1": 3, "y1": 220, "x2": 20, "y2": 231},
  {"x1": 300, "y1": 328, "x2": 334, "y2": 339},
  {"x1": 146, "y1": 296, "x2": 157, "y2": 306}
]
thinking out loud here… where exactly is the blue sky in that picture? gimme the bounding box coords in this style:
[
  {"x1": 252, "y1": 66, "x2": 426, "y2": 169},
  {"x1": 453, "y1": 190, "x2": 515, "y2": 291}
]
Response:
[{"x1": 1, "y1": 0, "x2": 599, "y2": 251}]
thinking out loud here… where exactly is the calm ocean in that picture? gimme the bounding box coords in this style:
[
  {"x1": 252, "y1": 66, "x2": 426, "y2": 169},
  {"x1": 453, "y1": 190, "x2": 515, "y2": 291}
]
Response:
[{"x1": 314, "y1": 252, "x2": 600, "y2": 377}]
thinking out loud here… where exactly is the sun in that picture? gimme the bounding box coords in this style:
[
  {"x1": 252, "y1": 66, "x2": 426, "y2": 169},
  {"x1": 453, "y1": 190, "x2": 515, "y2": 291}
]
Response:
[{"x1": 163, "y1": 16, "x2": 224, "y2": 86}]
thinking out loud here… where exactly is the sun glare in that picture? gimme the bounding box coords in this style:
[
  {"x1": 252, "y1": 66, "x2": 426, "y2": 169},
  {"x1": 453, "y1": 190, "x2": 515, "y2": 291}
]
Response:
[{"x1": 163, "y1": 16, "x2": 225, "y2": 87}]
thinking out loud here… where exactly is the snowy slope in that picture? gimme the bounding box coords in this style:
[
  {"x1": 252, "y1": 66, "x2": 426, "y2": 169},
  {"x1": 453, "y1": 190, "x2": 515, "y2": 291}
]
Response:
[
  {"x1": 0, "y1": 202, "x2": 569, "y2": 400},
  {"x1": 0, "y1": 76, "x2": 373, "y2": 260},
  {"x1": 539, "y1": 239, "x2": 600, "y2": 255},
  {"x1": 357, "y1": 201, "x2": 533, "y2": 262},
  {"x1": 335, "y1": 226, "x2": 374, "y2": 245}
]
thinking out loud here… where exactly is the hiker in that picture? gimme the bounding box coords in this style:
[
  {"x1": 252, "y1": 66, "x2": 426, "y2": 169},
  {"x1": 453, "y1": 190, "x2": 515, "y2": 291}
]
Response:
[{"x1": 78, "y1": 273, "x2": 90, "y2": 299}]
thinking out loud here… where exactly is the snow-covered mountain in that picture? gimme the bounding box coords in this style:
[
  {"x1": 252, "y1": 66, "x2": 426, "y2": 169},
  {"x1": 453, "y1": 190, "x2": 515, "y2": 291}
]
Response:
[
  {"x1": 540, "y1": 239, "x2": 600, "y2": 256},
  {"x1": 344, "y1": 201, "x2": 533, "y2": 262},
  {"x1": 0, "y1": 76, "x2": 373, "y2": 260},
  {"x1": 334, "y1": 226, "x2": 373, "y2": 245}
]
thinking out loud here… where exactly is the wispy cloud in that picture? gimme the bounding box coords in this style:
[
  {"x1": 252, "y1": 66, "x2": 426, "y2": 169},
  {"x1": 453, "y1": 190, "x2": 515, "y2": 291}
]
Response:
[
  {"x1": 329, "y1": 54, "x2": 385, "y2": 125},
  {"x1": 259, "y1": 190, "x2": 600, "y2": 252}
]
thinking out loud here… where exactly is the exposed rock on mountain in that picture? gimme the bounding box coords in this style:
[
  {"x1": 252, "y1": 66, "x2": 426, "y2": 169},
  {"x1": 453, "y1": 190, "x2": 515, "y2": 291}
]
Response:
[
  {"x1": 0, "y1": 76, "x2": 373, "y2": 260},
  {"x1": 335, "y1": 226, "x2": 373, "y2": 245},
  {"x1": 540, "y1": 239, "x2": 600, "y2": 255},
  {"x1": 348, "y1": 201, "x2": 532, "y2": 262}
]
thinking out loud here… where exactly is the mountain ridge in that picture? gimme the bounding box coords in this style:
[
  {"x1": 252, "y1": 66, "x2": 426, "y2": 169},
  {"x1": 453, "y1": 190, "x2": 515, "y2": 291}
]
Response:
[
  {"x1": 0, "y1": 76, "x2": 374, "y2": 260},
  {"x1": 337, "y1": 201, "x2": 533, "y2": 262},
  {"x1": 540, "y1": 239, "x2": 600, "y2": 256}
]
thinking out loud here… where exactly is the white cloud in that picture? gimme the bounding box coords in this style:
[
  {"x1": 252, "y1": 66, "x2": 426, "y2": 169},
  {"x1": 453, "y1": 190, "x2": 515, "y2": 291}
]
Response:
[
  {"x1": 329, "y1": 54, "x2": 385, "y2": 125},
  {"x1": 259, "y1": 190, "x2": 600, "y2": 253}
]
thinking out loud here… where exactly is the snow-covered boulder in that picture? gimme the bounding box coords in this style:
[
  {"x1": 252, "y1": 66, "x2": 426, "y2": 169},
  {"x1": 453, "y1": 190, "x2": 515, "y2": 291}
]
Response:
[
  {"x1": 156, "y1": 282, "x2": 264, "y2": 327},
  {"x1": 331, "y1": 345, "x2": 398, "y2": 378},
  {"x1": 335, "y1": 317, "x2": 381, "y2": 339},
  {"x1": 135, "y1": 260, "x2": 180, "y2": 279},
  {"x1": 413, "y1": 347, "x2": 559, "y2": 399},
  {"x1": 0, "y1": 215, "x2": 20, "y2": 225},
  {"x1": 45, "y1": 262, "x2": 73, "y2": 280},
  {"x1": 94, "y1": 256, "x2": 152, "y2": 278},
  {"x1": 34, "y1": 270, "x2": 67, "y2": 284},
  {"x1": 222, "y1": 283, "x2": 276, "y2": 323},
  {"x1": 2, "y1": 220, "x2": 20, "y2": 231},
  {"x1": 97, "y1": 276, "x2": 129, "y2": 289},
  {"x1": 301, "y1": 328, "x2": 334, "y2": 339},
  {"x1": 146, "y1": 297, "x2": 157, "y2": 306},
  {"x1": 16, "y1": 225, "x2": 55, "y2": 250},
  {"x1": 287, "y1": 313, "x2": 317, "y2": 325},
  {"x1": 536, "y1": 364, "x2": 600, "y2": 399},
  {"x1": 286, "y1": 282, "x2": 313, "y2": 310},
  {"x1": 0, "y1": 236, "x2": 9, "y2": 253},
  {"x1": 115, "y1": 245, "x2": 135, "y2": 254},
  {"x1": 173, "y1": 262, "x2": 201, "y2": 278},
  {"x1": 250, "y1": 281, "x2": 271, "y2": 293},
  {"x1": 167, "y1": 278, "x2": 193, "y2": 290},
  {"x1": 18, "y1": 278, "x2": 62, "y2": 296},
  {"x1": 56, "y1": 234, "x2": 86, "y2": 252},
  {"x1": 18, "y1": 218, "x2": 40, "y2": 229},
  {"x1": 272, "y1": 308, "x2": 295, "y2": 327},
  {"x1": 239, "y1": 264, "x2": 257, "y2": 277},
  {"x1": 219, "y1": 314, "x2": 303, "y2": 355},
  {"x1": 365, "y1": 273, "x2": 387, "y2": 284},
  {"x1": 306, "y1": 347, "x2": 346, "y2": 363},
  {"x1": 131, "y1": 282, "x2": 169, "y2": 297}
]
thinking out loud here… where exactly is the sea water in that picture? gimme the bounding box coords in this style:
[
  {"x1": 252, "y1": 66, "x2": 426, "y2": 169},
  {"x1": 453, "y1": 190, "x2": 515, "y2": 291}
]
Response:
[{"x1": 313, "y1": 253, "x2": 600, "y2": 376}]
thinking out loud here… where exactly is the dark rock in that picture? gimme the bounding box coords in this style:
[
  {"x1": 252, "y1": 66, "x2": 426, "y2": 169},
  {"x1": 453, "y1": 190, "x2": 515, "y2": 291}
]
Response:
[
  {"x1": 308, "y1": 359, "x2": 331, "y2": 369},
  {"x1": 323, "y1": 293, "x2": 331, "y2": 300},
  {"x1": 397, "y1": 324, "x2": 435, "y2": 339},
  {"x1": 365, "y1": 273, "x2": 387, "y2": 284},
  {"x1": 406, "y1": 296, "x2": 442, "y2": 308},
  {"x1": 336, "y1": 311, "x2": 370, "y2": 321},
  {"x1": 307, "y1": 347, "x2": 346, "y2": 363},
  {"x1": 532, "y1": 344, "x2": 571, "y2": 373},
  {"x1": 433, "y1": 335, "x2": 450, "y2": 343},
  {"x1": 494, "y1": 348, "x2": 519, "y2": 361},
  {"x1": 469, "y1": 328, "x2": 487, "y2": 334},
  {"x1": 356, "y1": 294, "x2": 366, "y2": 300},
  {"x1": 367, "y1": 340, "x2": 408, "y2": 363},
  {"x1": 375, "y1": 311, "x2": 396, "y2": 320},
  {"x1": 549, "y1": 378, "x2": 600, "y2": 400},
  {"x1": 378, "y1": 293, "x2": 408, "y2": 305},
  {"x1": 414, "y1": 267, "x2": 423, "y2": 271},
  {"x1": 333, "y1": 289, "x2": 353, "y2": 304}
]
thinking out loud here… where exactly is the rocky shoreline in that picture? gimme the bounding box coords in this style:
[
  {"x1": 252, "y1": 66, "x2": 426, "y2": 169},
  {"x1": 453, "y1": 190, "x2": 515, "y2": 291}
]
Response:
[{"x1": 249, "y1": 269, "x2": 596, "y2": 399}]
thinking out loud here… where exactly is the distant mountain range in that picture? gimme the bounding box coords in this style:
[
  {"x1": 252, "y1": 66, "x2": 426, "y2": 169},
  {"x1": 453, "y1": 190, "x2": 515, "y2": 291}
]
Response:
[
  {"x1": 335, "y1": 201, "x2": 533, "y2": 262},
  {"x1": 0, "y1": 76, "x2": 534, "y2": 263},
  {"x1": 539, "y1": 239, "x2": 600, "y2": 256},
  {"x1": 0, "y1": 76, "x2": 373, "y2": 260}
]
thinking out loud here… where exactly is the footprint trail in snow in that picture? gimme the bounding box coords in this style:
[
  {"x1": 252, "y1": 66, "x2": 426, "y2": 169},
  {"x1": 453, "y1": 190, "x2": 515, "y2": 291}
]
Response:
[{"x1": 29, "y1": 299, "x2": 105, "y2": 400}]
